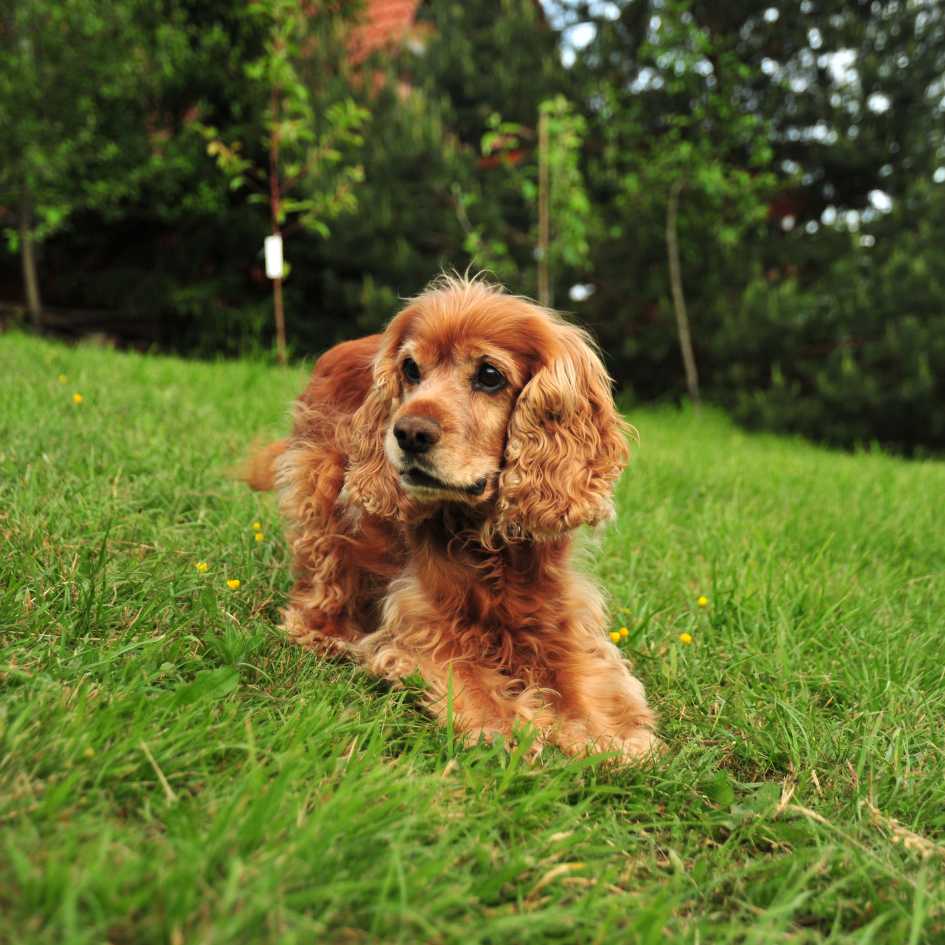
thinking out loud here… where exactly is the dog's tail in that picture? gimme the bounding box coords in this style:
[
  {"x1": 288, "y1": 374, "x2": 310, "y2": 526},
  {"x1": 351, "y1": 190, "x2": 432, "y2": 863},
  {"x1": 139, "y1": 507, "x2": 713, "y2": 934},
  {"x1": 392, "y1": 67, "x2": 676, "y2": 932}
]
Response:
[{"x1": 241, "y1": 438, "x2": 289, "y2": 492}]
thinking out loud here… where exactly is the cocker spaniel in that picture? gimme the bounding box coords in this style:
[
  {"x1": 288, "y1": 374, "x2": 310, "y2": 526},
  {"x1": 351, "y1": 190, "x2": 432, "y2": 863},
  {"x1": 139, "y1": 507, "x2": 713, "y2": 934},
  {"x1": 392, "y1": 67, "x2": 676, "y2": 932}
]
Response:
[{"x1": 247, "y1": 275, "x2": 658, "y2": 761}]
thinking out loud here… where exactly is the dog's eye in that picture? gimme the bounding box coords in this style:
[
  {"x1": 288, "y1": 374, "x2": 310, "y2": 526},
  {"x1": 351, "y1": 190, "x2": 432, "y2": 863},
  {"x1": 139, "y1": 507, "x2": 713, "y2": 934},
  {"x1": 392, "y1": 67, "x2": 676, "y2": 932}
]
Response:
[
  {"x1": 474, "y1": 363, "x2": 506, "y2": 392},
  {"x1": 402, "y1": 358, "x2": 421, "y2": 384}
]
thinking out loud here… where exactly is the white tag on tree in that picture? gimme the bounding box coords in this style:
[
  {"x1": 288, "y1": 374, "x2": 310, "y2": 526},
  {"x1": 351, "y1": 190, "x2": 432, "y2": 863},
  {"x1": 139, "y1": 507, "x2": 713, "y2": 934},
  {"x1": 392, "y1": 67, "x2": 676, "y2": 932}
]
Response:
[{"x1": 264, "y1": 234, "x2": 284, "y2": 279}]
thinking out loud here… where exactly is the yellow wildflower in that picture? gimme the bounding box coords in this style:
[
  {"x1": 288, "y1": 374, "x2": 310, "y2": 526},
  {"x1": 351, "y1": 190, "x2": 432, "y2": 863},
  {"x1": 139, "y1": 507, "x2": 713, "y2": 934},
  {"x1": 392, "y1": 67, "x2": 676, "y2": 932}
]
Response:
[
  {"x1": 83, "y1": 746, "x2": 95, "y2": 759},
  {"x1": 697, "y1": 595, "x2": 709, "y2": 608},
  {"x1": 609, "y1": 631, "x2": 622, "y2": 643},
  {"x1": 72, "y1": 392, "x2": 84, "y2": 405},
  {"x1": 195, "y1": 561, "x2": 209, "y2": 573},
  {"x1": 252, "y1": 521, "x2": 262, "y2": 531},
  {"x1": 254, "y1": 531, "x2": 265, "y2": 542},
  {"x1": 226, "y1": 579, "x2": 241, "y2": 590},
  {"x1": 678, "y1": 632, "x2": 694, "y2": 645},
  {"x1": 619, "y1": 626, "x2": 629, "y2": 638}
]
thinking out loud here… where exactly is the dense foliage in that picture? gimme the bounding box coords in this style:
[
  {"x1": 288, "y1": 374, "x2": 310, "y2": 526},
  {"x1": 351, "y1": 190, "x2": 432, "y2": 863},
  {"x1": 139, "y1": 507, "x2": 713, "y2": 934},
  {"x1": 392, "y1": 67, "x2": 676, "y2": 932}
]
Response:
[
  {"x1": 717, "y1": 180, "x2": 945, "y2": 454},
  {"x1": 2, "y1": 0, "x2": 943, "y2": 451}
]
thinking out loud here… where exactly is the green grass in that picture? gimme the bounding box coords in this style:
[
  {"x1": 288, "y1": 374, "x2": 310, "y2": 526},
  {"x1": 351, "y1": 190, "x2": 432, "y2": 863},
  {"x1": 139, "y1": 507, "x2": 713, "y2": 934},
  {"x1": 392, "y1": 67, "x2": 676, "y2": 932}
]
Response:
[{"x1": 2, "y1": 332, "x2": 944, "y2": 944}]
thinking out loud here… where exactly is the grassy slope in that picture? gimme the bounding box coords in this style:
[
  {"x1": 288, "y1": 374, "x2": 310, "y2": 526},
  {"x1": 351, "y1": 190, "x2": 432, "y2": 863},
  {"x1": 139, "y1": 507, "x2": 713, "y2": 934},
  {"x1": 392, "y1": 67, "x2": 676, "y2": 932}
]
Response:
[{"x1": 2, "y1": 332, "x2": 944, "y2": 945}]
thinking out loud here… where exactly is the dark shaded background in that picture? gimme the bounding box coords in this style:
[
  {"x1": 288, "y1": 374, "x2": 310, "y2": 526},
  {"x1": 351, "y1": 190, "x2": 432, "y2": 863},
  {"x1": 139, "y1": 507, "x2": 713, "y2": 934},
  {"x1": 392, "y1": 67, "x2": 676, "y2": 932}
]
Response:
[{"x1": 3, "y1": 0, "x2": 944, "y2": 453}]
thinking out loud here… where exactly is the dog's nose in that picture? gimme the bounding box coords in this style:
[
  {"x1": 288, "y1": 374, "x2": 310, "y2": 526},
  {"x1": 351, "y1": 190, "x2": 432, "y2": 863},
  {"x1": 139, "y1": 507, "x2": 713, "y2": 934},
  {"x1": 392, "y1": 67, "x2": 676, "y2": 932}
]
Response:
[{"x1": 393, "y1": 416, "x2": 441, "y2": 455}]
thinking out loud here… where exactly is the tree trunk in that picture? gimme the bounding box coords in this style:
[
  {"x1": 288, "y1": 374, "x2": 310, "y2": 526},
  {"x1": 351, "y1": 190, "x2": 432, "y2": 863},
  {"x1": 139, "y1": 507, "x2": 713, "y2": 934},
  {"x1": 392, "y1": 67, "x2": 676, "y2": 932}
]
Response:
[
  {"x1": 537, "y1": 109, "x2": 551, "y2": 307},
  {"x1": 272, "y1": 273, "x2": 286, "y2": 366},
  {"x1": 19, "y1": 187, "x2": 42, "y2": 328},
  {"x1": 269, "y1": 83, "x2": 287, "y2": 366},
  {"x1": 665, "y1": 180, "x2": 700, "y2": 406}
]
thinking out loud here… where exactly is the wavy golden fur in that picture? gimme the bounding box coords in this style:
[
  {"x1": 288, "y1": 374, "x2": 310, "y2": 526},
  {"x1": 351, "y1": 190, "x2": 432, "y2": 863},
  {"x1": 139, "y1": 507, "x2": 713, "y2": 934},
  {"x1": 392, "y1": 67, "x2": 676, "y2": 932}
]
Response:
[{"x1": 250, "y1": 275, "x2": 658, "y2": 761}]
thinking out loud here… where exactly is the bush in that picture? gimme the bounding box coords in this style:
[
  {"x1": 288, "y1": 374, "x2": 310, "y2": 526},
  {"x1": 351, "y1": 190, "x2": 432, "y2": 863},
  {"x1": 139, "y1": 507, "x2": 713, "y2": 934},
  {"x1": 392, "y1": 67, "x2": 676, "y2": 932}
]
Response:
[{"x1": 710, "y1": 186, "x2": 945, "y2": 454}]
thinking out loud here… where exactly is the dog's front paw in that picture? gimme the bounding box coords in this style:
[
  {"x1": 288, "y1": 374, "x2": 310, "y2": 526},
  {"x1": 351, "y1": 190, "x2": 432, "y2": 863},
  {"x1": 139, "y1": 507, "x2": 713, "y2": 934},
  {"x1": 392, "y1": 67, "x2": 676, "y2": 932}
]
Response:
[
  {"x1": 609, "y1": 726, "x2": 664, "y2": 764},
  {"x1": 553, "y1": 720, "x2": 663, "y2": 765}
]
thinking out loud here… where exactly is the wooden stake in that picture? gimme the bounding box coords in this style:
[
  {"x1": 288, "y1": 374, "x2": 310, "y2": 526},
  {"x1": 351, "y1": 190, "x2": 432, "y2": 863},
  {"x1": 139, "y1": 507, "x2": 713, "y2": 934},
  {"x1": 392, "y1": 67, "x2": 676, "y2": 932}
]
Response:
[
  {"x1": 537, "y1": 109, "x2": 551, "y2": 307},
  {"x1": 666, "y1": 180, "x2": 700, "y2": 406},
  {"x1": 272, "y1": 272, "x2": 286, "y2": 366},
  {"x1": 19, "y1": 187, "x2": 42, "y2": 328},
  {"x1": 269, "y1": 80, "x2": 287, "y2": 365}
]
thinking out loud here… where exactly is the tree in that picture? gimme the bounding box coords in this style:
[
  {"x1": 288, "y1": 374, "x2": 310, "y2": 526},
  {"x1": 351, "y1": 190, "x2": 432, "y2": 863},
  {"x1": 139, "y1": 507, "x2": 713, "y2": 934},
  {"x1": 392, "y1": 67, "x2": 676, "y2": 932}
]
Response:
[
  {"x1": 0, "y1": 0, "x2": 163, "y2": 326},
  {"x1": 477, "y1": 96, "x2": 593, "y2": 306},
  {"x1": 297, "y1": 80, "x2": 476, "y2": 343},
  {"x1": 557, "y1": 0, "x2": 777, "y2": 400},
  {"x1": 612, "y1": 3, "x2": 775, "y2": 402},
  {"x1": 200, "y1": 0, "x2": 368, "y2": 364},
  {"x1": 414, "y1": 0, "x2": 570, "y2": 300}
]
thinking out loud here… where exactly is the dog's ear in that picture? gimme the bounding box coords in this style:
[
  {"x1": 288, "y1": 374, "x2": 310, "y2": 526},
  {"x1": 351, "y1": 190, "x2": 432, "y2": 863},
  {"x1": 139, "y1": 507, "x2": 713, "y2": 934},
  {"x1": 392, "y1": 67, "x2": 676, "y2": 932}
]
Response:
[
  {"x1": 495, "y1": 321, "x2": 630, "y2": 540},
  {"x1": 346, "y1": 310, "x2": 414, "y2": 520}
]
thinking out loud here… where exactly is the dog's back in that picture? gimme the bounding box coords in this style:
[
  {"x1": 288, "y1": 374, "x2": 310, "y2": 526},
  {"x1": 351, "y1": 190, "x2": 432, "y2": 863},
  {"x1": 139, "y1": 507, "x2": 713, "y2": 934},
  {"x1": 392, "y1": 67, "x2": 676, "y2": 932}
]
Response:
[
  {"x1": 244, "y1": 334, "x2": 382, "y2": 492},
  {"x1": 296, "y1": 333, "x2": 381, "y2": 420}
]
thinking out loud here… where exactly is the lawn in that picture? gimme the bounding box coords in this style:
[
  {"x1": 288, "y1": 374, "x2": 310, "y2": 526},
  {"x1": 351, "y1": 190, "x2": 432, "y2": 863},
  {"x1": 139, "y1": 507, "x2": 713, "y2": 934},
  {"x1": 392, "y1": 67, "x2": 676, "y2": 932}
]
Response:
[{"x1": 2, "y1": 332, "x2": 944, "y2": 944}]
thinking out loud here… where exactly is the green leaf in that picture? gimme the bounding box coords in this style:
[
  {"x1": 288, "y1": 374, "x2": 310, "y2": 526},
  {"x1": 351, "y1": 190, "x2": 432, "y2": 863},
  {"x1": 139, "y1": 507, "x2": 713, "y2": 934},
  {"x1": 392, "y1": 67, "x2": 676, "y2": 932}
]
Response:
[
  {"x1": 172, "y1": 668, "x2": 240, "y2": 708},
  {"x1": 701, "y1": 771, "x2": 736, "y2": 808}
]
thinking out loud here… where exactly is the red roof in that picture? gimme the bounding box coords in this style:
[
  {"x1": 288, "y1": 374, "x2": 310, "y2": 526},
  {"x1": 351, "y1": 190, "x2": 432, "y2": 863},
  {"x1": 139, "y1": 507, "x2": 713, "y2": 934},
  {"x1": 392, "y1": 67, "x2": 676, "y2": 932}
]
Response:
[{"x1": 348, "y1": 0, "x2": 422, "y2": 64}]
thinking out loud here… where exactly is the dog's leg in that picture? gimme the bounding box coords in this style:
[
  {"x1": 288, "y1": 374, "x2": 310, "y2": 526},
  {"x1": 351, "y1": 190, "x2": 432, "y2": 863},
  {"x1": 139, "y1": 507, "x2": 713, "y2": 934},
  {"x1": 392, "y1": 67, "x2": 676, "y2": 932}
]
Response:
[
  {"x1": 545, "y1": 579, "x2": 660, "y2": 762},
  {"x1": 366, "y1": 643, "x2": 553, "y2": 750},
  {"x1": 276, "y1": 440, "x2": 374, "y2": 656},
  {"x1": 359, "y1": 578, "x2": 553, "y2": 749},
  {"x1": 548, "y1": 637, "x2": 659, "y2": 762}
]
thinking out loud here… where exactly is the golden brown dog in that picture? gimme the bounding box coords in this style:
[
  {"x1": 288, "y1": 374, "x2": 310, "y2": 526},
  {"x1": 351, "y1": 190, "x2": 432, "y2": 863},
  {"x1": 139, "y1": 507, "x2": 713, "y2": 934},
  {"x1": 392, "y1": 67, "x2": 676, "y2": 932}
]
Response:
[{"x1": 248, "y1": 275, "x2": 658, "y2": 760}]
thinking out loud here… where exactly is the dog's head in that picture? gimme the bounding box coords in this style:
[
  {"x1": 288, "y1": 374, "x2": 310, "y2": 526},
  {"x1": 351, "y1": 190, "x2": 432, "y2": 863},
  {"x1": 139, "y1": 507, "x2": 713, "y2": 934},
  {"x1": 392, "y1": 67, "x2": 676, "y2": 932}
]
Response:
[{"x1": 346, "y1": 276, "x2": 630, "y2": 540}]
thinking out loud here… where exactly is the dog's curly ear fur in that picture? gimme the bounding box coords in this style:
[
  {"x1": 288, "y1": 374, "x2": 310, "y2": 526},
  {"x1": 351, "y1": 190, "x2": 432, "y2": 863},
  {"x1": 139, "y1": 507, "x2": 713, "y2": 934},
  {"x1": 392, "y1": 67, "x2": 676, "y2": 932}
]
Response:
[
  {"x1": 495, "y1": 321, "x2": 630, "y2": 540},
  {"x1": 345, "y1": 311, "x2": 412, "y2": 520}
]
